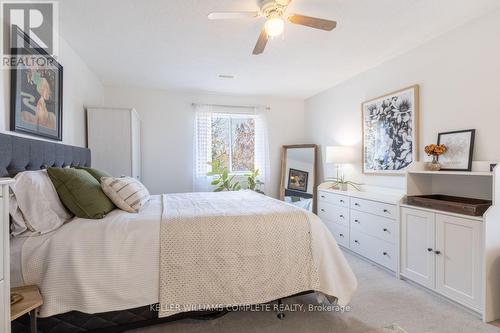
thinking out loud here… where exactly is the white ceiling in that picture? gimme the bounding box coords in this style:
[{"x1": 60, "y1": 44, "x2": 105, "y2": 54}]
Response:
[{"x1": 59, "y1": 0, "x2": 500, "y2": 99}]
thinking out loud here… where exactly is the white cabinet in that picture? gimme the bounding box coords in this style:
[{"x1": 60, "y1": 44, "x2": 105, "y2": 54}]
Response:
[
  {"x1": 87, "y1": 107, "x2": 141, "y2": 180},
  {"x1": 0, "y1": 180, "x2": 13, "y2": 333},
  {"x1": 401, "y1": 208, "x2": 435, "y2": 289},
  {"x1": 318, "y1": 192, "x2": 350, "y2": 247},
  {"x1": 435, "y1": 214, "x2": 482, "y2": 310},
  {"x1": 401, "y1": 207, "x2": 483, "y2": 311},
  {"x1": 318, "y1": 187, "x2": 402, "y2": 272}
]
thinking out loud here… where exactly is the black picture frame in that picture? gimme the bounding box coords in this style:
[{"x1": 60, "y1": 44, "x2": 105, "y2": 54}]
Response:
[
  {"x1": 437, "y1": 129, "x2": 475, "y2": 171},
  {"x1": 10, "y1": 26, "x2": 63, "y2": 141},
  {"x1": 287, "y1": 168, "x2": 309, "y2": 192}
]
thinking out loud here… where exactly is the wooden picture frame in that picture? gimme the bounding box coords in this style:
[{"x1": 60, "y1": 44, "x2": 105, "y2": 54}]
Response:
[
  {"x1": 362, "y1": 85, "x2": 419, "y2": 175},
  {"x1": 279, "y1": 144, "x2": 318, "y2": 213},
  {"x1": 437, "y1": 129, "x2": 475, "y2": 171},
  {"x1": 10, "y1": 26, "x2": 63, "y2": 141}
]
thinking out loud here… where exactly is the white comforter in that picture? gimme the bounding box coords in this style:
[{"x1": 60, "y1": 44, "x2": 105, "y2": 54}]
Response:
[{"x1": 15, "y1": 193, "x2": 357, "y2": 318}]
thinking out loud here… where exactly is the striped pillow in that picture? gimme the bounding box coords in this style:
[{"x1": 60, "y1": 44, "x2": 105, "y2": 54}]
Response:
[{"x1": 101, "y1": 177, "x2": 150, "y2": 213}]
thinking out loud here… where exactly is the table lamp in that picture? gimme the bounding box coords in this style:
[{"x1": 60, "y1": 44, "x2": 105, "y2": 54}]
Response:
[{"x1": 325, "y1": 146, "x2": 360, "y2": 191}]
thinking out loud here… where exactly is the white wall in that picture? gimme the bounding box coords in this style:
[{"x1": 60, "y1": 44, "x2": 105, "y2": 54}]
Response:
[
  {"x1": 305, "y1": 8, "x2": 500, "y2": 189},
  {"x1": 104, "y1": 87, "x2": 306, "y2": 197},
  {"x1": 0, "y1": 36, "x2": 103, "y2": 147}
]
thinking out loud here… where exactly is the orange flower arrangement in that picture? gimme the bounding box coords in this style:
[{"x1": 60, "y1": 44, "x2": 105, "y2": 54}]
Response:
[{"x1": 424, "y1": 144, "x2": 447, "y2": 156}]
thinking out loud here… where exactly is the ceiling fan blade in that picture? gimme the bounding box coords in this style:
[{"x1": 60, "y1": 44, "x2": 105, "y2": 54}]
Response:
[
  {"x1": 252, "y1": 28, "x2": 268, "y2": 55},
  {"x1": 208, "y1": 11, "x2": 259, "y2": 20},
  {"x1": 288, "y1": 14, "x2": 337, "y2": 31}
]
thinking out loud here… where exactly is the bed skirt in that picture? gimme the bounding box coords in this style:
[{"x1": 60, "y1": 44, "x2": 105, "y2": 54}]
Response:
[
  {"x1": 11, "y1": 303, "x2": 227, "y2": 333},
  {"x1": 12, "y1": 291, "x2": 316, "y2": 333}
]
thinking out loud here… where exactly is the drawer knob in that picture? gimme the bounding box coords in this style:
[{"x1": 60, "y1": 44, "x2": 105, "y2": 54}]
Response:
[
  {"x1": 383, "y1": 228, "x2": 388, "y2": 232},
  {"x1": 434, "y1": 250, "x2": 441, "y2": 255},
  {"x1": 427, "y1": 248, "x2": 433, "y2": 252},
  {"x1": 383, "y1": 209, "x2": 390, "y2": 213},
  {"x1": 354, "y1": 240, "x2": 359, "y2": 244},
  {"x1": 321, "y1": 195, "x2": 326, "y2": 198},
  {"x1": 340, "y1": 200, "x2": 345, "y2": 203},
  {"x1": 339, "y1": 215, "x2": 344, "y2": 218},
  {"x1": 354, "y1": 219, "x2": 360, "y2": 223},
  {"x1": 339, "y1": 233, "x2": 344, "y2": 238},
  {"x1": 383, "y1": 252, "x2": 388, "y2": 256},
  {"x1": 354, "y1": 203, "x2": 360, "y2": 207},
  {"x1": 321, "y1": 209, "x2": 325, "y2": 212}
]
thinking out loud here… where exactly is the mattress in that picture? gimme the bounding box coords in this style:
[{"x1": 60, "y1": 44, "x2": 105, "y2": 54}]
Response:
[
  {"x1": 14, "y1": 195, "x2": 163, "y2": 317},
  {"x1": 13, "y1": 193, "x2": 356, "y2": 319}
]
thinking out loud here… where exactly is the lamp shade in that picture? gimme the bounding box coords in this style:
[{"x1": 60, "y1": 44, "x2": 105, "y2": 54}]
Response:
[{"x1": 326, "y1": 146, "x2": 357, "y2": 164}]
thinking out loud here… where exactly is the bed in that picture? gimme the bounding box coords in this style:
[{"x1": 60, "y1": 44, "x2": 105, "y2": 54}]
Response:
[{"x1": 1, "y1": 133, "x2": 357, "y2": 332}]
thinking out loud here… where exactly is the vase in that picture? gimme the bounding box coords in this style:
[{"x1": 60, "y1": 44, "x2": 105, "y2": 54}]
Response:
[{"x1": 428, "y1": 155, "x2": 441, "y2": 171}]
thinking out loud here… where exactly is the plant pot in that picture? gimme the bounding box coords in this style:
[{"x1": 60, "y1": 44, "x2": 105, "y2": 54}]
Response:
[{"x1": 427, "y1": 155, "x2": 441, "y2": 171}]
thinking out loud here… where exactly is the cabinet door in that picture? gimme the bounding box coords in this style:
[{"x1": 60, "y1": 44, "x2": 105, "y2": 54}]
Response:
[
  {"x1": 401, "y1": 208, "x2": 435, "y2": 289},
  {"x1": 435, "y1": 214, "x2": 482, "y2": 310},
  {"x1": 88, "y1": 108, "x2": 132, "y2": 177}
]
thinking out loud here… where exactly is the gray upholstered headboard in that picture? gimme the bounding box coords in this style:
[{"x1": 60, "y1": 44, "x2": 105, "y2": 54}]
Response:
[{"x1": 0, "y1": 133, "x2": 91, "y2": 177}]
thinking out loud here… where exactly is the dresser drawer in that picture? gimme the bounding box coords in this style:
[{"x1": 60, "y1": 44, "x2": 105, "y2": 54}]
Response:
[
  {"x1": 318, "y1": 201, "x2": 349, "y2": 227},
  {"x1": 326, "y1": 221, "x2": 349, "y2": 248},
  {"x1": 350, "y1": 228, "x2": 396, "y2": 271},
  {"x1": 351, "y1": 210, "x2": 396, "y2": 244},
  {"x1": 350, "y1": 197, "x2": 397, "y2": 220},
  {"x1": 318, "y1": 191, "x2": 348, "y2": 208}
]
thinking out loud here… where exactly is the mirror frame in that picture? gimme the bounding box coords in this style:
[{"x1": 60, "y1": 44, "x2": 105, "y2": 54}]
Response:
[{"x1": 279, "y1": 144, "x2": 318, "y2": 214}]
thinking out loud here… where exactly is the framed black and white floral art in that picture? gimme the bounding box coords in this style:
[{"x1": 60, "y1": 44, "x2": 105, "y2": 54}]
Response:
[
  {"x1": 362, "y1": 85, "x2": 419, "y2": 174},
  {"x1": 437, "y1": 129, "x2": 475, "y2": 171}
]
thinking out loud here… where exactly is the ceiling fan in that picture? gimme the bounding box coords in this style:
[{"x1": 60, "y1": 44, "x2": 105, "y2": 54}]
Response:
[{"x1": 208, "y1": 0, "x2": 337, "y2": 55}]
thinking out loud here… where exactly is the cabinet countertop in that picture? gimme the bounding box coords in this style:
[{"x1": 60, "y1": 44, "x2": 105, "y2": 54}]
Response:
[{"x1": 318, "y1": 187, "x2": 404, "y2": 205}]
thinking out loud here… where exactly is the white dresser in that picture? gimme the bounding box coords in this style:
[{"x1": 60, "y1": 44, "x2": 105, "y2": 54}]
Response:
[
  {"x1": 0, "y1": 179, "x2": 13, "y2": 333},
  {"x1": 87, "y1": 107, "x2": 141, "y2": 180},
  {"x1": 318, "y1": 185, "x2": 403, "y2": 273}
]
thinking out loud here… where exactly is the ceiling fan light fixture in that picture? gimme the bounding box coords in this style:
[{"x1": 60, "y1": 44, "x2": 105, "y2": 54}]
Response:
[{"x1": 264, "y1": 16, "x2": 284, "y2": 37}]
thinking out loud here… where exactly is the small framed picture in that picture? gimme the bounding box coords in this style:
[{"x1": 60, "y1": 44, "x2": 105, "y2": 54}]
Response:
[
  {"x1": 437, "y1": 129, "x2": 475, "y2": 171},
  {"x1": 287, "y1": 168, "x2": 309, "y2": 192}
]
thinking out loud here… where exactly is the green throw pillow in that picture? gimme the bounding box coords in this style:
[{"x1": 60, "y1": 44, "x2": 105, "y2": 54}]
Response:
[
  {"x1": 47, "y1": 167, "x2": 115, "y2": 219},
  {"x1": 291, "y1": 196, "x2": 301, "y2": 203},
  {"x1": 75, "y1": 166, "x2": 112, "y2": 183}
]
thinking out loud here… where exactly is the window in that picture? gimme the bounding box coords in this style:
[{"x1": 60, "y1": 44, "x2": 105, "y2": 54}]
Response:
[
  {"x1": 193, "y1": 104, "x2": 270, "y2": 192},
  {"x1": 211, "y1": 114, "x2": 255, "y2": 173}
]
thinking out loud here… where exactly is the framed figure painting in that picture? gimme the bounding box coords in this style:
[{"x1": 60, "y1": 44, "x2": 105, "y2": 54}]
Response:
[
  {"x1": 362, "y1": 85, "x2": 419, "y2": 174},
  {"x1": 287, "y1": 168, "x2": 309, "y2": 192},
  {"x1": 10, "y1": 26, "x2": 63, "y2": 141}
]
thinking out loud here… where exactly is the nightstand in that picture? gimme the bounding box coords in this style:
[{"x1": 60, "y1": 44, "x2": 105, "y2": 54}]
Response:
[{"x1": 11, "y1": 285, "x2": 43, "y2": 333}]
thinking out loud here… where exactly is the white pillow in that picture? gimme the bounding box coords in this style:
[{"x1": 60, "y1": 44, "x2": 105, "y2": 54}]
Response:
[
  {"x1": 9, "y1": 170, "x2": 73, "y2": 236},
  {"x1": 101, "y1": 177, "x2": 150, "y2": 213}
]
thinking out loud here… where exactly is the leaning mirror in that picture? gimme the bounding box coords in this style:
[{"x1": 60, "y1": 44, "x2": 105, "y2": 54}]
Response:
[{"x1": 279, "y1": 145, "x2": 318, "y2": 213}]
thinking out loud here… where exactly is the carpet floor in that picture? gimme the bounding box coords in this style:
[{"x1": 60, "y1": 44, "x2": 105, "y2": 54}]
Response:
[{"x1": 128, "y1": 251, "x2": 500, "y2": 333}]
